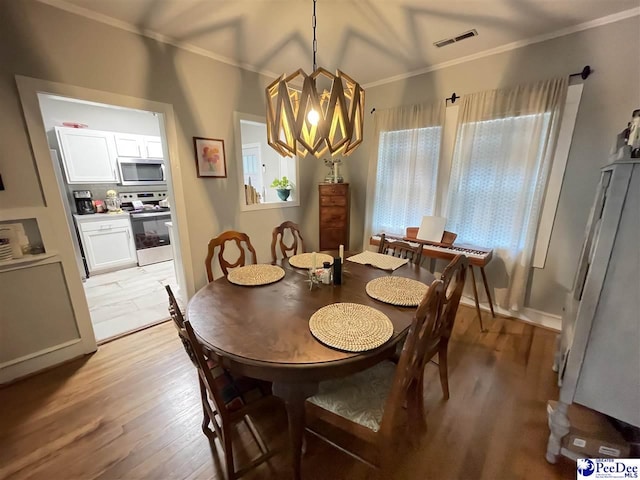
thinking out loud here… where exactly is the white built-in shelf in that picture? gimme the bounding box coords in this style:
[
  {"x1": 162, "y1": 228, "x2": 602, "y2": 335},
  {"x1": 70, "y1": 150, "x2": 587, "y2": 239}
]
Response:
[{"x1": 0, "y1": 252, "x2": 59, "y2": 272}]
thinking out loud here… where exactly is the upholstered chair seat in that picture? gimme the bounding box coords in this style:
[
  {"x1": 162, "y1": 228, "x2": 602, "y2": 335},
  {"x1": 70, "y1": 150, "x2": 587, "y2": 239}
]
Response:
[{"x1": 307, "y1": 361, "x2": 396, "y2": 432}]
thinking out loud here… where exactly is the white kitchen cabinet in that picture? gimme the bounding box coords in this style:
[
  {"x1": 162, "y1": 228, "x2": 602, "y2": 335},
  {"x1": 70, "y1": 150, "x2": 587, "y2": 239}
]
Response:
[
  {"x1": 114, "y1": 133, "x2": 143, "y2": 158},
  {"x1": 143, "y1": 136, "x2": 164, "y2": 158},
  {"x1": 546, "y1": 153, "x2": 640, "y2": 463},
  {"x1": 55, "y1": 127, "x2": 119, "y2": 183},
  {"x1": 75, "y1": 214, "x2": 137, "y2": 274},
  {"x1": 114, "y1": 133, "x2": 163, "y2": 159}
]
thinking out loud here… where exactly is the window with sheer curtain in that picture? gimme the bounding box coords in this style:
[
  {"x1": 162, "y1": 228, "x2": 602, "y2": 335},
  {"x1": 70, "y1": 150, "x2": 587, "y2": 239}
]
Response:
[
  {"x1": 369, "y1": 102, "x2": 443, "y2": 237},
  {"x1": 446, "y1": 77, "x2": 568, "y2": 311},
  {"x1": 371, "y1": 126, "x2": 442, "y2": 235},
  {"x1": 447, "y1": 112, "x2": 551, "y2": 249}
]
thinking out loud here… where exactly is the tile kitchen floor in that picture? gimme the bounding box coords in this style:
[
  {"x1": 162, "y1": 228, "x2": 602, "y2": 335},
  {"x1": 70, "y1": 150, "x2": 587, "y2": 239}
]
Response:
[{"x1": 83, "y1": 260, "x2": 180, "y2": 343}]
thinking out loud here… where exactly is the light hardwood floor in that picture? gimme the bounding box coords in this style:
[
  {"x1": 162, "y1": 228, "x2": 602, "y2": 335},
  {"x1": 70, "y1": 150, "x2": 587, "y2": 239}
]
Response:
[
  {"x1": 83, "y1": 261, "x2": 178, "y2": 343},
  {"x1": 0, "y1": 307, "x2": 576, "y2": 480}
]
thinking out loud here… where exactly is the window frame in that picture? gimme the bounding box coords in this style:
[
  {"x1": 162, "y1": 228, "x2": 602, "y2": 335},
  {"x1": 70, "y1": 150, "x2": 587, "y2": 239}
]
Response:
[
  {"x1": 234, "y1": 112, "x2": 300, "y2": 212},
  {"x1": 371, "y1": 125, "x2": 443, "y2": 236},
  {"x1": 440, "y1": 83, "x2": 583, "y2": 267},
  {"x1": 531, "y1": 83, "x2": 583, "y2": 267}
]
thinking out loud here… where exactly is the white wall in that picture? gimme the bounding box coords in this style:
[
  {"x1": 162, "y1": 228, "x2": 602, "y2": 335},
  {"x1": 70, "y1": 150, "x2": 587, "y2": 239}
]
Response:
[
  {"x1": 0, "y1": 0, "x2": 637, "y2": 321},
  {"x1": 0, "y1": 0, "x2": 310, "y2": 292},
  {"x1": 39, "y1": 95, "x2": 161, "y2": 136},
  {"x1": 347, "y1": 15, "x2": 640, "y2": 315}
]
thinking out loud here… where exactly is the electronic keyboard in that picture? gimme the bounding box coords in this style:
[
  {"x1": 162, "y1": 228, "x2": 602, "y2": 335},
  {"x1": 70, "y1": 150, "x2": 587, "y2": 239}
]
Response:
[{"x1": 370, "y1": 234, "x2": 493, "y2": 267}]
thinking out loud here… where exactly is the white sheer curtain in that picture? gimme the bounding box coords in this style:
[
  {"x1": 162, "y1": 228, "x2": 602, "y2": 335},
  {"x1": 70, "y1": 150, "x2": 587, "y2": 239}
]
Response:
[
  {"x1": 446, "y1": 77, "x2": 568, "y2": 311},
  {"x1": 366, "y1": 102, "x2": 443, "y2": 237}
]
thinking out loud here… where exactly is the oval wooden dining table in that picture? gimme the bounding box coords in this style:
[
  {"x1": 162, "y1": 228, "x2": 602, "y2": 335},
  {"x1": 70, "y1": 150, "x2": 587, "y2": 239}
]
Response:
[{"x1": 186, "y1": 252, "x2": 435, "y2": 479}]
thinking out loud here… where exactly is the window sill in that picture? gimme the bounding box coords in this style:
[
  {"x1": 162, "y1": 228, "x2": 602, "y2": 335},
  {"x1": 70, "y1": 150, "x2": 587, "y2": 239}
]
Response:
[{"x1": 239, "y1": 200, "x2": 300, "y2": 212}]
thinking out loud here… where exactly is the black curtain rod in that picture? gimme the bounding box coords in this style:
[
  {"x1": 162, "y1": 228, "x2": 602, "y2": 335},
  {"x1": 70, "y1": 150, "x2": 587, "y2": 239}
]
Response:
[
  {"x1": 570, "y1": 65, "x2": 592, "y2": 80},
  {"x1": 446, "y1": 92, "x2": 459, "y2": 104},
  {"x1": 371, "y1": 91, "x2": 459, "y2": 113},
  {"x1": 370, "y1": 66, "x2": 587, "y2": 114}
]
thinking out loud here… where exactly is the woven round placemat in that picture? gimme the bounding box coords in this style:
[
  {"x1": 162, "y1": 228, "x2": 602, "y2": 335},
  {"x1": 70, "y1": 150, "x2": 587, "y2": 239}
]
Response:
[
  {"x1": 288, "y1": 252, "x2": 334, "y2": 269},
  {"x1": 309, "y1": 303, "x2": 394, "y2": 352},
  {"x1": 227, "y1": 264, "x2": 285, "y2": 286},
  {"x1": 365, "y1": 276, "x2": 429, "y2": 307}
]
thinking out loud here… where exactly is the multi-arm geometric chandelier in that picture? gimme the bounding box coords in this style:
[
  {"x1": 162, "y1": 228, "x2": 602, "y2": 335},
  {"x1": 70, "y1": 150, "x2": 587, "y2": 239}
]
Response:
[{"x1": 265, "y1": 0, "x2": 365, "y2": 158}]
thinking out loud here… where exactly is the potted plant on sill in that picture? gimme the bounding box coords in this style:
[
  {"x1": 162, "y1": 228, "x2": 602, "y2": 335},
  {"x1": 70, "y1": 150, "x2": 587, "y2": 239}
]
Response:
[{"x1": 270, "y1": 176, "x2": 294, "y2": 201}]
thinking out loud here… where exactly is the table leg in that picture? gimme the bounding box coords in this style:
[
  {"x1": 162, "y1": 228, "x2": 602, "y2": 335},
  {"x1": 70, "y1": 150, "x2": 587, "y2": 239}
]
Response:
[
  {"x1": 429, "y1": 257, "x2": 436, "y2": 273},
  {"x1": 469, "y1": 266, "x2": 485, "y2": 332},
  {"x1": 480, "y1": 266, "x2": 496, "y2": 318},
  {"x1": 272, "y1": 381, "x2": 318, "y2": 480}
]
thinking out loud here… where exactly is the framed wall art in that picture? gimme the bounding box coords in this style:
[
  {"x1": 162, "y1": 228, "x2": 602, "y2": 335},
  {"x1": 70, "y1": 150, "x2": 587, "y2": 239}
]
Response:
[{"x1": 193, "y1": 137, "x2": 227, "y2": 178}]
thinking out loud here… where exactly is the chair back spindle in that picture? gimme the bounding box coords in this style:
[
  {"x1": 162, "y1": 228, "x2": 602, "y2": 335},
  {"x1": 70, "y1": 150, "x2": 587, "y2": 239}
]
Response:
[
  {"x1": 378, "y1": 233, "x2": 423, "y2": 265},
  {"x1": 439, "y1": 254, "x2": 469, "y2": 338},
  {"x1": 205, "y1": 230, "x2": 257, "y2": 281},
  {"x1": 378, "y1": 280, "x2": 444, "y2": 438},
  {"x1": 270, "y1": 221, "x2": 305, "y2": 262}
]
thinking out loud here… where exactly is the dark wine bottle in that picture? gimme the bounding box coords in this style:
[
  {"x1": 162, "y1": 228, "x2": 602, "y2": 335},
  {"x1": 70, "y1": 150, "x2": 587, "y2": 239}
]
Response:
[{"x1": 333, "y1": 257, "x2": 342, "y2": 285}]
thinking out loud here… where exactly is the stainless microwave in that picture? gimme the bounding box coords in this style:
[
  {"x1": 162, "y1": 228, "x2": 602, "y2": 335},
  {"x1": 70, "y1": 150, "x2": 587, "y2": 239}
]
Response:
[{"x1": 117, "y1": 158, "x2": 166, "y2": 186}]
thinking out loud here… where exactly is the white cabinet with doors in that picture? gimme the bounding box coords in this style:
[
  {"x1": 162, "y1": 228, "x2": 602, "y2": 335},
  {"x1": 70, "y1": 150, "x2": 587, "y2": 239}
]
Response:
[
  {"x1": 74, "y1": 213, "x2": 137, "y2": 274},
  {"x1": 143, "y1": 136, "x2": 164, "y2": 158},
  {"x1": 114, "y1": 133, "x2": 164, "y2": 159},
  {"x1": 113, "y1": 133, "x2": 143, "y2": 158},
  {"x1": 55, "y1": 126, "x2": 119, "y2": 183},
  {"x1": 546, "y1": 154, "x2": 640, "y2": 463}
]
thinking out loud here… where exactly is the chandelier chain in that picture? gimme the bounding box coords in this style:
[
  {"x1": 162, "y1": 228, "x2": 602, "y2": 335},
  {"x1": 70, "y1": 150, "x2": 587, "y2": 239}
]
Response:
[{"x1": 312, "y1": 0, "x2": 317, "y2": 71}]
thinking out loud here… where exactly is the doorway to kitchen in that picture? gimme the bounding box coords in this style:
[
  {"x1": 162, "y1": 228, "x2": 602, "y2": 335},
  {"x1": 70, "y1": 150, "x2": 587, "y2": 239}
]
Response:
[{"x1": 36, "y1": 93, "x2": 183, "y2": 343}]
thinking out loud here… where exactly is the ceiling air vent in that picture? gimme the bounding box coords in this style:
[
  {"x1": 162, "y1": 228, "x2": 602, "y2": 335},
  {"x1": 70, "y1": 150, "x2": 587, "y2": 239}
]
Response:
[{"x1": 434, "y1": 29, "x2": 478, "y2": 48}]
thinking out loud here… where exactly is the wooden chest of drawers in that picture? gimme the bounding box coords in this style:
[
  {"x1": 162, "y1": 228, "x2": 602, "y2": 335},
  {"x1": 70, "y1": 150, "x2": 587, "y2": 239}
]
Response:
[{"x1": 319, "y1": 183, "x2": 349, "y2": 250}]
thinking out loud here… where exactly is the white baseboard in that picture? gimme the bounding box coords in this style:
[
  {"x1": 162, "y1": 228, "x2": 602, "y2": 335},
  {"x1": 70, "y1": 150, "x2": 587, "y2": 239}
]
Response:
[
  {"x1": 460, "y1": 296, "x2": 561, "y2": 332},
  {"x1": 0, "y1": 339, "x2": 86, "y2": 385}
]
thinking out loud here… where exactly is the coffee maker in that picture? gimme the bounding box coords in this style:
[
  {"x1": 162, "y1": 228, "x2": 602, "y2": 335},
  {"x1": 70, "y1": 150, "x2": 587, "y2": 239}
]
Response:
[{"x1": 73, "y1": 190, "x2": 96, "y2": 215}]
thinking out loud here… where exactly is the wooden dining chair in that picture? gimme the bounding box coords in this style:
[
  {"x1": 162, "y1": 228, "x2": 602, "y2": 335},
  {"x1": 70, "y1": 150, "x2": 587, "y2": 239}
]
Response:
[
  {"x1": 426, "y1": 254, "x2": 468, "y2": 400},
  {"x1": 270, "y1": 221, "x2": 305, "y2": 262},
  {"x1": 166, "y1": 286, "x2": 281, "y2": 480},
  {"x1": 304, "y1": 280, "x2": 445, "y2": 474},
  {"x1": 377, "y1": 233, "x2": 423, "y2": 265},
  {"x1": 181, "y1": 319, "x2": 282, "y2": 480},
  {"x1": 388, "y1": 253, "x2": 468, "y2": 400},
  {"x1": 205, "y1": 230, "x2": 257, "y2": 281},
  {"x1": 166, "y1": 284, "x2": 208, "y2": 357}
]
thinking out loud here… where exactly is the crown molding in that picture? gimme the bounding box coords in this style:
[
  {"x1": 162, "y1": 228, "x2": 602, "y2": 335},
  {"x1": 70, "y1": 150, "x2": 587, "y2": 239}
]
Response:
[
  {"x1": 36, "y1": 0, "x2": 639, "y2": 89},
  {"x1": 364, "y1": 6, "x2": 640, "y2": 88}
]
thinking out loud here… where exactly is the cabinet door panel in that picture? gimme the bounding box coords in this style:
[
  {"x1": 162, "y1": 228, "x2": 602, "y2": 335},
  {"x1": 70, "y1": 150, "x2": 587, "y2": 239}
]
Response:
[
  {"x1": 573, "y1": 170, "x2": 611, "y2": 300},
  {"x1": 57, "y1": 128, "x2": 118, "y2": 183},
  {"x1": 82, "y1": 227, "x2": 137, "y2": 273},
  {"x1": 114, "y1": 134, "x2": 143, "y2": 157},
  {"x1": 144, "y1": 136, "x2": 164, "y2": 158}
]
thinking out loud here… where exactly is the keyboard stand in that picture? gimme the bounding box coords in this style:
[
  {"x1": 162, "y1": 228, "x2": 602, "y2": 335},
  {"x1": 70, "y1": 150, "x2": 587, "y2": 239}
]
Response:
[
  {"x1": 402, "y1": 237, "x2": 496, "y2": 332},
  {"x1": 369, "y1": 234, "x2": 496, "y2": 331},
  {"x1": 468, "y1": 265, "x2": 495, "y2": 332}
]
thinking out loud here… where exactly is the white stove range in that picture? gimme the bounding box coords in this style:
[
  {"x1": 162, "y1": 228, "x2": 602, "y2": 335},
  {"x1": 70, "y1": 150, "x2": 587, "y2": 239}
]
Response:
[{"x1": 120, "y1": 191, "x2": 173, "y2": 266}]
